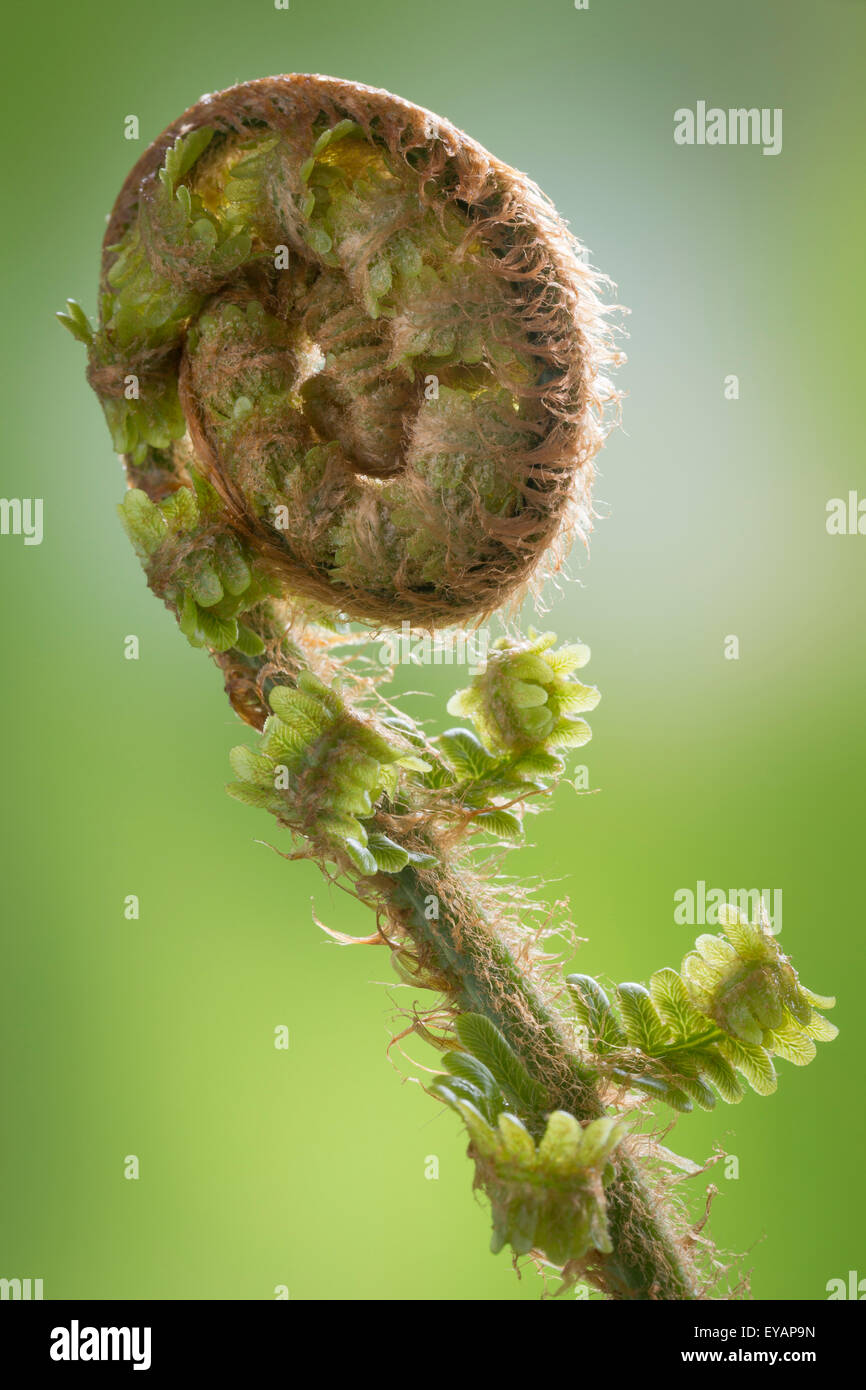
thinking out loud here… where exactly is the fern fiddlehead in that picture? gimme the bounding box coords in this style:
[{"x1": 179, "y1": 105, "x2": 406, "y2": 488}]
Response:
[{"x1": 62, "y1": 74, "x2": 836, "y2": 1300}]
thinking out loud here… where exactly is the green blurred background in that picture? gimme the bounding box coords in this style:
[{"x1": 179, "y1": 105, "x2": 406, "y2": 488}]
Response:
[{"x1": 2, "y1": 0, "x2": 863, "y2": 1300}]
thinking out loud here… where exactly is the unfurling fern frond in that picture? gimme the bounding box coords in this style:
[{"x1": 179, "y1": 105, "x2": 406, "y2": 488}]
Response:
[
  {"x1": 65, "y1": 72, "x2": 836, "y2": 1301},
  {"x1": 446, "y1": 630, "x2": 600, "y2": 757},
  {"x1": 567, "y1": 905, "x2": 837, "y2": 1112},
  {"x1": 431, "y1": 1014, "x2": 629, "y2": 1264}
]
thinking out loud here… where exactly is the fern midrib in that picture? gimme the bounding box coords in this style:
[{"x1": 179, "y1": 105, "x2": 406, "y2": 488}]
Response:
[{"x1": 650, "y1": 1026, "x2": 724, "y2": 1059}]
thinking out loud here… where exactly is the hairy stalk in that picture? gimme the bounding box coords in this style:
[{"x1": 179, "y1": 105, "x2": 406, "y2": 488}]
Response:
[
  {"x1": 394, "y1": 867, "x2": 699, "y2": 1298},
  {"x1": 63, "y1": 74, "x2": 836, "y2": 1300}
]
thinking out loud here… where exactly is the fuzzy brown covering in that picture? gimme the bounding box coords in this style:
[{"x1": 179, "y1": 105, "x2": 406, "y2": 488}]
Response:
[{"x1": 101, "y1": 74, "x2": 621, "y2": 627}]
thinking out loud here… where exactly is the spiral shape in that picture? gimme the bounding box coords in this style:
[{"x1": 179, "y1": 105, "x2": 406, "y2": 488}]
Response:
[{"x1": 86, "y1": 74, "x2": 618, "y2": 628}]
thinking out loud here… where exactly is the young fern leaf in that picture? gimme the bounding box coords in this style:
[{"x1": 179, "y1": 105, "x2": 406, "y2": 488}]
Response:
[
  {"x1": 567, "y1": 975, "x2": 627, "y2": 1054},
  {"x1": 566, "y1": 907, "x2": 837, "y2": 1112},
  {"x1": 454, "y1": 1013, "x2": 549, "y2": 1119},
  {"x1": 432, "y1": 1018, "x2": 630, "y2": 1265}
]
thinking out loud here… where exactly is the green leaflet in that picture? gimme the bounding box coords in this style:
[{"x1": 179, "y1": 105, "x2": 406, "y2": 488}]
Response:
[
  {"x1": 229, "y1": 745, "x2": 273, "y2": 786},
  {"x1": 117, "y1": 489, "x2": 166, "y2": 560},
  {"x1": 234, "y1": 624, "x2": 266, "y2": 657},
  {"x1": 225, "y1": 782, "x2": 282, "y2": 813},
  {"x1": 616, "y1": 982, "x2": 672, "y2": 1056},
  {"x1": 512, "y1": 750, "x2": 565, "y2": 779},
  {"x1": 161, "y1": 126, "x2": 215, "y2": 188},
  {"x1": 716, "y1": 1035, "x2": 777, "y2": 1096},
  {"x1": 566, "y1": 975, "x2": 627, "y2": 1053},
  {"x1": 365, "y1": 833, "x2": 410, "y2": 873},
  {"x1": 444, "y1": 1052, "x2": 503, "y2": 1121},
  {"x1": 688, "y1": 1048, "x2": 744, "y2": 1105},
  {"x1": 56, "y1": 298, "x2": 94, "y2": 345},
  {"x1": 473, "y1": 808, "x2": 522, "y2": 838},
  {"x1": 454, "y1": 1013, "x2": 548, "y2": 1117},
  {"x1": 343, "y1": 838, "x2": 379, "y2": 876},
  {"x1": 437, "y1": 728, "x2": 497, "y2": 780},
  {"x1": 649, "y1": 966, "x2": 710, "y2": 1040}
]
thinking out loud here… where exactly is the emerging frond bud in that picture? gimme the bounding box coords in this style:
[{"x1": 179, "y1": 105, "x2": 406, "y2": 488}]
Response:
[
  {"x1": 681, "y1": 904, "x2": 837, "y2": 1058},
  {"x1": 446, "y1": 631, "x2": 599, "y2": 757},
  {"x1": 118, "y1": 475, "x2": 270, "y2": 655},
  {"x1": 431, "y1": 1016, "x2": 628, "y2": 1266}
]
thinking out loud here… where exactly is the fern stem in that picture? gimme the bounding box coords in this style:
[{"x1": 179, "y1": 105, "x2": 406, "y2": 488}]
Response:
[{"x1": 394, "y1": 867, "x2": 700, "y2": 1299}]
